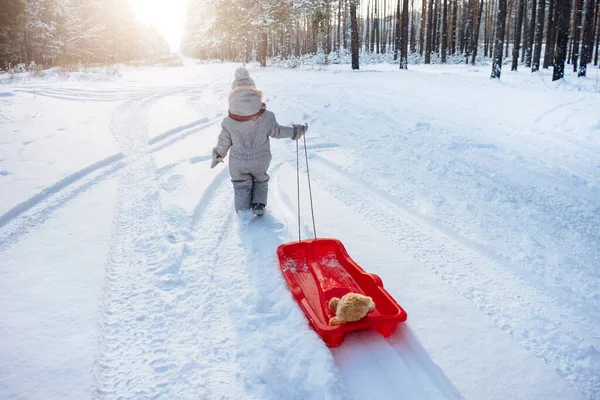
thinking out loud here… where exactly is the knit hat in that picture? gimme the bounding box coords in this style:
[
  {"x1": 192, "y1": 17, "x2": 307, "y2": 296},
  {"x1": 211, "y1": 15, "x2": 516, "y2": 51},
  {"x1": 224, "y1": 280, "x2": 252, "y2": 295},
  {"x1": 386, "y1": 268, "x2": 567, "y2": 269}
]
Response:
[{"x1": 231, "y1": 66, "x2": 255, "y2": 89}]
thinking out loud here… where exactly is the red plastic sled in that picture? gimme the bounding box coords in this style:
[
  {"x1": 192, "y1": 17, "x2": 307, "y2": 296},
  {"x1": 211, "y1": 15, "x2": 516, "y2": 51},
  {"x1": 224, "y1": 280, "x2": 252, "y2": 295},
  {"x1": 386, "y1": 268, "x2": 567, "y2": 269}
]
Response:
[{"x1": 277, "y1": 238, "x2": 408, "y2": 347}]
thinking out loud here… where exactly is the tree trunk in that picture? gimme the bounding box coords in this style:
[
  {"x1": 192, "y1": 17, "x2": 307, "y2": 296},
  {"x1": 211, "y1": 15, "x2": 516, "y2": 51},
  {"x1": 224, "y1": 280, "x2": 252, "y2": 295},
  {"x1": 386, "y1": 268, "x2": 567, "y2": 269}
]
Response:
[
  {"x1": 425, "y1": 0, "x2": 435, "y2": 62},
  {"x1": 351, "y1": 0, "x2": 360, "y2": 69},
  {"x1": 464, "y1": 0, "x2": 475, "y2": 62},
  {"x1": 395, "y1": 0, "x2": 402, "y2": 59},
  {"x1": 259, "y1": 31, "x2": 267, "y2": 67},
  {"x1": 375, "y1": 0, "x2": 380, "y2": 53},
  {"x1": 338, "y1": 0, "x2": 343, "y2": 53},
  {"x1": 400, "y1": 0, "x2": 410, "y2": 67},
  {"x1": 544, "y1": 0, "x2": 558, "y2": 68},
  {"x1": 371, "y1": 1, "x2": 377, "y2": 52},
  {"x1": 491, "y1": 0, "x2": 508, "y2": 78},
  {"x1": 512, "y1": 0, "x2": 525, "y2": 70},
  {"x1": 524, "y1": 0, "x2": 537, "y2": 66},
  {"x1": 553, "y1": 0, "x2": 574, "y2": 80},
  {"x1": 594, "y1": 1, "x2": 600, "y2": 65},
  {"x1": 571, "y1": 0, "x2": 584, "y2": 71},
  {"x1": 532, "y1": 0, "x2": 546, "y2": 71},
  {"x1": 578, "y1": 0, "x2": 596, "y2": 75},
  {"x1": 366, "y1": 0, "x2": 371, "y2": 52},
  {"x1": 442, "y1": 0, "x2": 449, "y2": 62},
  {"x1": 505, "y1": 0, "x2": 513, "y2": 58},
  {"x1": 420, "y1": 0, "x2": 427, "y2": 54},
  {"x1": 433, "y1": 0, "x2": 440, "y2": 52},
  {"x1": 451, "y1": 0, "x2": 458, "y2": 53},
  {"x1": 472, "y1": 0, "x2": 484, "y2": 64},
  {"x1": 410, "y1": 0, "x2": 417, "y2": 52},
  {"x1": 484, "y1": 0, "x2": 490, "y2": 57}
]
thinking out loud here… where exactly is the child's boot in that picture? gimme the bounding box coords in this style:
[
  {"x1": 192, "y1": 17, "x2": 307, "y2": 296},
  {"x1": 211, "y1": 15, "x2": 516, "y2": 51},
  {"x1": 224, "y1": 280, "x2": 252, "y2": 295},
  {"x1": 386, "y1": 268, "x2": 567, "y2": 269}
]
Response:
[{"x1": 252, "y1": 203, "x2": 266, "y2": 216}]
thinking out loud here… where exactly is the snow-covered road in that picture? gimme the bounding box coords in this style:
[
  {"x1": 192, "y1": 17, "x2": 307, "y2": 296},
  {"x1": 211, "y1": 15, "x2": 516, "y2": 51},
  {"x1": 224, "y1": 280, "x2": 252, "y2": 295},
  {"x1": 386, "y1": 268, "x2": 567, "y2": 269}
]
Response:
[{"x1": 1, "y1": 61, "x2": 598, "y2": 399}]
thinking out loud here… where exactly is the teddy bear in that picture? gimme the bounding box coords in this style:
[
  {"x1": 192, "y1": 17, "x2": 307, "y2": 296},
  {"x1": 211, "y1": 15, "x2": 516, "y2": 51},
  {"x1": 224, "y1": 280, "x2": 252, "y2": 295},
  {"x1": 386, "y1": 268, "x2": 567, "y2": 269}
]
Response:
[{"x1": 328, "y1": 292, "x2": 376, "y2": 326}]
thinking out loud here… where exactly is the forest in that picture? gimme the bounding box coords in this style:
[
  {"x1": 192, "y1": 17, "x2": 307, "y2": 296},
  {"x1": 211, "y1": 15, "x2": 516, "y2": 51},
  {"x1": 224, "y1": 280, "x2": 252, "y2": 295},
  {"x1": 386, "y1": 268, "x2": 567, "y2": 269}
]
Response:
[
  {"x1": 0, "y1": 0, "x2": 170, "y2": 70},
  {"x1": 1, "y1": 0, "x2": 599, "y2": 80},
  {"x1": 181, "y1": 0, "x2": 600, "y2": 79}
]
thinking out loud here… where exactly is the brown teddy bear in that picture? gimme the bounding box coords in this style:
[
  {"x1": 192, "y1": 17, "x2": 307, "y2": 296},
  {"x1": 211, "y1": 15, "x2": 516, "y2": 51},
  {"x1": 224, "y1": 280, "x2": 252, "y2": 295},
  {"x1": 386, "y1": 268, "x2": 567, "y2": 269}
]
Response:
[{"x1": 328, "y1": 292, "x2": 376, "y2": 326}]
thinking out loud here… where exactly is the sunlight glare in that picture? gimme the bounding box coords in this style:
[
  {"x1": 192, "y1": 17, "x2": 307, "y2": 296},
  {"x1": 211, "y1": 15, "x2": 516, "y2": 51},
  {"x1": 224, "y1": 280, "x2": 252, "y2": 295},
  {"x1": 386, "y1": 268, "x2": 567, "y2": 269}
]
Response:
[{"x1": 128, "y1": 0, "x2": 185, "y2": 52}]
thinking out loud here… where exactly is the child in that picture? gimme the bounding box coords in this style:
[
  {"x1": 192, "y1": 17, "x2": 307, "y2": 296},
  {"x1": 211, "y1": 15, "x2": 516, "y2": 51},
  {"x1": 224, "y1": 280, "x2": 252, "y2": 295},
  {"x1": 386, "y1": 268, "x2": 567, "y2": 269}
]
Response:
[{"x1": 211, "y1": 67, "x2": 308, "y2": 216}]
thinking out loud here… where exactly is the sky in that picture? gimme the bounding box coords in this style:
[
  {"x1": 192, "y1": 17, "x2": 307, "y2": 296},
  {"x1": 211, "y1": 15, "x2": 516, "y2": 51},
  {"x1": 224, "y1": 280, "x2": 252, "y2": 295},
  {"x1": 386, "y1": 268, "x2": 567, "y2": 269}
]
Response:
[{"x1": 128, "y1": 0, "x2": 187, "y2": 52}]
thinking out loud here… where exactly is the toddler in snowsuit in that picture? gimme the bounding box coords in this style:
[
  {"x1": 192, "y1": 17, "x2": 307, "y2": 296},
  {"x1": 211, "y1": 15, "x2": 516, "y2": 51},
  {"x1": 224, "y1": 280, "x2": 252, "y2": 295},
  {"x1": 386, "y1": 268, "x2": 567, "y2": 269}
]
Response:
[{"x1": 211, "y1": 67, "x2": 308, "y2": 216}]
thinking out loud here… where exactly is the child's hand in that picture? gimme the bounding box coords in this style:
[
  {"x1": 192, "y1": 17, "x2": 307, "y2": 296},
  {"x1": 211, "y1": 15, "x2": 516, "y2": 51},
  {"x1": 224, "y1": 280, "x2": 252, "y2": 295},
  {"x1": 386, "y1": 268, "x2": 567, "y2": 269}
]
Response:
[
  {"x1": 292, "y1": 123, "x2": 308, "y2": 140},
  {"x1": 211, "y1": 147, "x2": 224, "y2": 169}
]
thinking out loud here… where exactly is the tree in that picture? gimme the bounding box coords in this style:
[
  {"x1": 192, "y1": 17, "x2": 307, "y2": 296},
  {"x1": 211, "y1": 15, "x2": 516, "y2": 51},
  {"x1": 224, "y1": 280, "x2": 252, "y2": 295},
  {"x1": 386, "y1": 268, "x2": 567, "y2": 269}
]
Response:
[
  {"x1": 400, "y1": 0, "x2": 409, "y2": 68},
  {"x1": 553, "y1": 0, "x2": 574, "y2": 80},
  {"x1": 491, "y1": 0, "x2": 508, "y2": 78},
  {"x1": 394, "y1": 0, "x2": 401, "y2": 60},
  {"x1": 441, "y1": 0, "x2": 448, "y2": 62},
  {"x1": 425, "y1": 0, "x2": 434, "y2": 63},
  {"x1": 594, "y1": 1, "x2": 600, "y2": 65},
  {"x1": 420, "y1": 0, "x2": 427, "y2": 53},
  {"x1": 571, "y1": 0, "x2": 584, "y2": 72},
  {"x1": 531, "y1": 0, "x2": 546, "y2": 71},
  {"x1": 472, "y1": 0, "x2": 484, "y2": 64},
  {"x1": 350, "y1": 0, "x2": 359, "y2": 69},
  {"x1": 524, "y1": 0, "x2": 537, "y2": 66},
  {"x1": 511, "y1": 0, "x2": 525, "y2": 70},
  {"x1": 544, "y1": 0, "x2": 558, "y2": 68},
  {"x1": 578, "y1": 0, "x2": 597, "y2": 75}
]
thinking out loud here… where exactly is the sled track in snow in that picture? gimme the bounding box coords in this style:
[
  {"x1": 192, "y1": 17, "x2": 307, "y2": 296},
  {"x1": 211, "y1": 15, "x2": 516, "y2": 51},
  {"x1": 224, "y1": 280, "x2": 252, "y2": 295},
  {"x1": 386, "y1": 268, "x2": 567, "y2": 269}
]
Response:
[
  {"x1": 308, "y1": 155, "x2": 598, "y2": 399},
  {"x1": 0, "y1": 88, "x2": 221, "y2": 253}
]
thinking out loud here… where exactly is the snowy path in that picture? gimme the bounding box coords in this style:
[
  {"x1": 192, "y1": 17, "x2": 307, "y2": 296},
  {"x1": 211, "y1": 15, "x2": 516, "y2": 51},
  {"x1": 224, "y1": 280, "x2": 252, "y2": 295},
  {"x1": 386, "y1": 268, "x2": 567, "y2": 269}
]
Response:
[{"x1": 1, "y1": 62, "x2": 598, "y2": 399}]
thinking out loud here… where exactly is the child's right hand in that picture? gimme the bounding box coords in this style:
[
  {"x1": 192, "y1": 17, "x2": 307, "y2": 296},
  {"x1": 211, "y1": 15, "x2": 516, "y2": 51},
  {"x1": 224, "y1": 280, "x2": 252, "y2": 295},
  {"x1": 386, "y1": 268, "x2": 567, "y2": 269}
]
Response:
[
  {"x1": 292, "y1": 123, "x2": 308, "y2": 140},
  {"x1": 211, "y1": 147, "x2": 224, "y2": 169}
]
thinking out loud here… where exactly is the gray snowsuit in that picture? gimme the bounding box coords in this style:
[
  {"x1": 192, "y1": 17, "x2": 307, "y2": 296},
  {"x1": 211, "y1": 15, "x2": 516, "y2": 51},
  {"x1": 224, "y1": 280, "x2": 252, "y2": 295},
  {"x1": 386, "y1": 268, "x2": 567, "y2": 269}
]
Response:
[{"x1": 213, "y1": 87, "x2": 300, "y2": 212}]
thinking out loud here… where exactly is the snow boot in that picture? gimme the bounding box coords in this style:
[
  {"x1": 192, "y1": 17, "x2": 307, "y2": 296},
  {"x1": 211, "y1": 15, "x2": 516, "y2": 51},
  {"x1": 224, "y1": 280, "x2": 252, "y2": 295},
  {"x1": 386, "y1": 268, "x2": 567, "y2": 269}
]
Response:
[{"x1": 252, "y1": 203, "x2": 266, "y2": 217}]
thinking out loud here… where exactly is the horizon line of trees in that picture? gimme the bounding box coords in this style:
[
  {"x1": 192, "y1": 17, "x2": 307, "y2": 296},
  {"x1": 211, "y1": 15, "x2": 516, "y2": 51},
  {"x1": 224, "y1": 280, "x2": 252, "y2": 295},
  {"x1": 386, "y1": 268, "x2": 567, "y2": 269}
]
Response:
[
  {"x1": 0, "y1": 0, "x2": 171, "y2": 71},
  {"x1": 182, "y1": 0, "x2": 600, "y2": 80}
]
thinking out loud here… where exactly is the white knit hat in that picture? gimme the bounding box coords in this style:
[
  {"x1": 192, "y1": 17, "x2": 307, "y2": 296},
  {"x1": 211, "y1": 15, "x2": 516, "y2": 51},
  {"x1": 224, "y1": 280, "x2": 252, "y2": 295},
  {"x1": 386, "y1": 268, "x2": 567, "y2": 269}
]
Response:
[{"x1": 231, "y1": 66, "x2": 255, "y2": 89}]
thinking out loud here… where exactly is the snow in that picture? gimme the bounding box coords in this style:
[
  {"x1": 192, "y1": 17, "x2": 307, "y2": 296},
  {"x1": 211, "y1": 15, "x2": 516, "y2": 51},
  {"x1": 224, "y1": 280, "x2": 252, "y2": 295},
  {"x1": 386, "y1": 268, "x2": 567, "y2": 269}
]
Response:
[{"x1": 1, "y1": 60, "x2": 599, "y2": 399}]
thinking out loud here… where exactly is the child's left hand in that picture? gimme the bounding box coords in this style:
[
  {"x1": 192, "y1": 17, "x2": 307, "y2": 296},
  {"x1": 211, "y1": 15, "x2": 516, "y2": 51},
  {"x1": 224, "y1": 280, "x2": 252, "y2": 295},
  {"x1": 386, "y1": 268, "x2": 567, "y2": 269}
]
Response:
[{"x1": 211, "y1": 147, "x2": 224, "y2": 168}]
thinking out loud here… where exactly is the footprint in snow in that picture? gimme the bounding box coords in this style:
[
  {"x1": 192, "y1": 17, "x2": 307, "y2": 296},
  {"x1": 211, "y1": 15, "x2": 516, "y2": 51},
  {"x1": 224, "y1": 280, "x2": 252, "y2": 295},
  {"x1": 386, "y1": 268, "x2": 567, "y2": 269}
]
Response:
[{"x1": 0, "y1": 171, "x2": 8, "y2": 176}]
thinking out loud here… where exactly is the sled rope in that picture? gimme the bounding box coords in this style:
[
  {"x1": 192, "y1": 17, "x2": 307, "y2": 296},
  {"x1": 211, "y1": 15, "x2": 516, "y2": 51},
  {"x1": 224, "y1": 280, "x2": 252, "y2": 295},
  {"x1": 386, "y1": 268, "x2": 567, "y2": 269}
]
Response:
[
  {"x1": 296, "y1": 140, "x2": 301, "y2": 242},
  {"x1": 295, "y1": 134, "x2": 317, "y2": 242},
  {"x1": 303, "y1": 134, "x2": 317, "y2": 239}
]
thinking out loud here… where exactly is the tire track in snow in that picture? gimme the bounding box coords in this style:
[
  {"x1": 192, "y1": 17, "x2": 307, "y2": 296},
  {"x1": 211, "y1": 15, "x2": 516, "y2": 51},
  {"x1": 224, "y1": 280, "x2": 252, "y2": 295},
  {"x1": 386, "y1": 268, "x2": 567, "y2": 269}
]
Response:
[
  {"x1": 269, "y1": 168, "x2": 463, "y2": 400},
  {"x1": 12, "y1": 84, "x2": 203, "y2": 103},
  {"x1": 0, "y1": 96, "x2": 220, "y2": 253},
  {"x1": 92, "y1": 156, "x2": 183, "y2": 399},
  {"x1": 310, "y1": 156, "x2": 597, "y2": 399},
  {"x1": 91, "y1": 82, "x2": 230, "y2": 398}
]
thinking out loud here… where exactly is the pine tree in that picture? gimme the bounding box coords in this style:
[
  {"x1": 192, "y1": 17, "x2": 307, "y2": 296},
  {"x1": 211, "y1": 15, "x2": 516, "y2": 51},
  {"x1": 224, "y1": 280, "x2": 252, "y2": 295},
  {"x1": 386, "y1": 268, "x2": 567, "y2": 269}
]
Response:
[
  {"x1": 400, "y1": 0, "x2": 409, "y2": 67},
  {"x1": 531, "y1": 0, "x2": 546, "y2": 71},
  {"x1": 441, "y1": 0, "x2": 448, "y2": 62},
  {"x1": 491, "y1": 0, "x2": 508, "y2": 78},
  {"x1": 571, "y1": 0, "x2": 584, "y2": 72},
  {"x1": 578, "y1": 0, "x2": 597, "y2": 75},
  {"x1": 425, "y1": 0, "x2": 434, "y2": 63},
  {"x1": 524, "y1": 0, "x2": 537, "y2": 66},
  {"x1": 553, "y1": 0, "x2": 574, "y2": 80},
  {"x1": 350, "y1": 0, "x2": 359, "y2": 69},
  {"x1": 511, "y1": 0, "x2": 525, "y2": 70}
]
